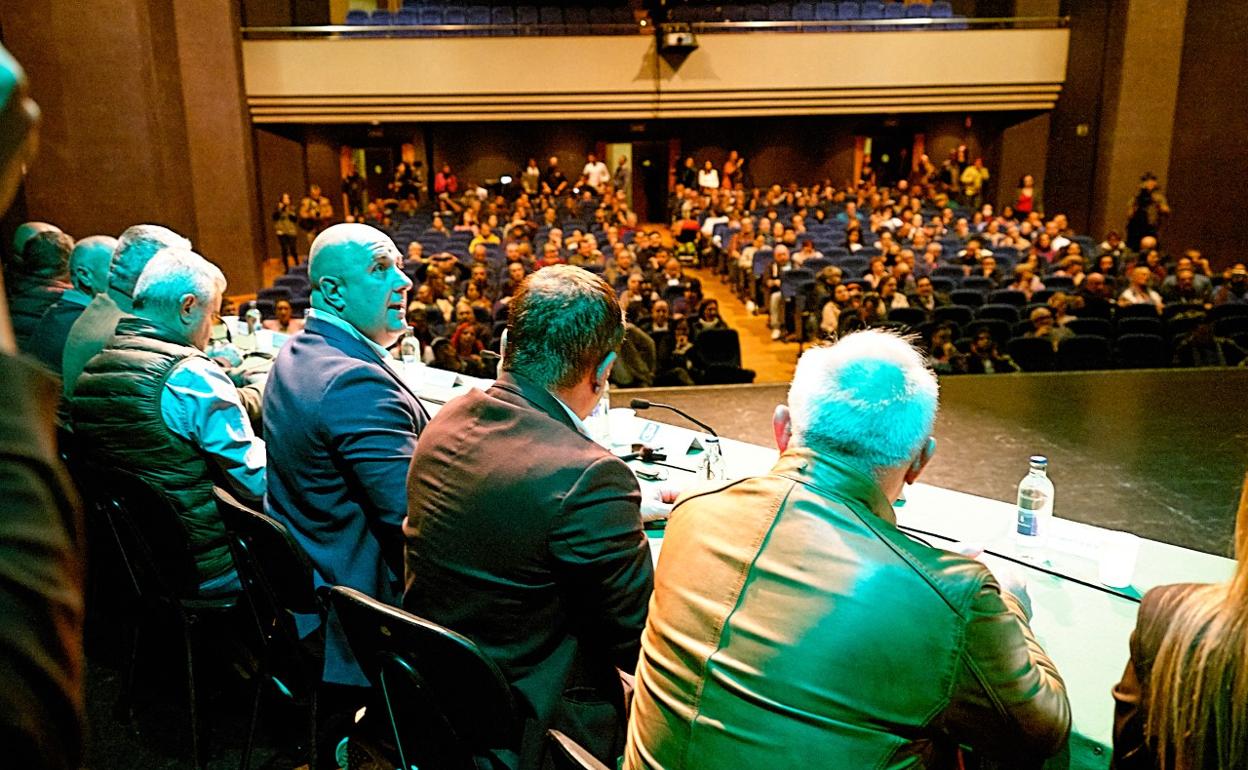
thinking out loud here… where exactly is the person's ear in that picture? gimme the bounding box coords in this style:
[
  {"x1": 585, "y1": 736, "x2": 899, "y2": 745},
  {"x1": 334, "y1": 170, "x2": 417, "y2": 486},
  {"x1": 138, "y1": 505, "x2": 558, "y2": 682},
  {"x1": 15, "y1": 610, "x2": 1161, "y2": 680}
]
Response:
[
  {"x1": 179, "y1": 293, "x2": 197, "y2": 325},
  {"x1": 73, "y1": 265, "x2": 93, "y2": 295},
  {"x1": 592, "y1": 351, "x2": 616, "y2": 392},
  {"x1": 905, "y1": 437, "x2": 937, "y2": 485},
  {"x1": 772, "y1": 404, "x2": 792, "y2": 452},
  {"x1": 317, "y1": 276, "x2": 346, "y2": 311}
]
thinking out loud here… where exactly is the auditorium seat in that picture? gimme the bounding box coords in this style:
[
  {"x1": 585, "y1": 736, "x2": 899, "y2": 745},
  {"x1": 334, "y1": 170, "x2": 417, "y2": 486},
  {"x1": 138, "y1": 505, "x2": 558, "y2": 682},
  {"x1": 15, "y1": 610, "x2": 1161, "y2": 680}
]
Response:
[
  {"x1": 961, "y1": 276, "x2": 994, "y2": 293},
  {"x1": 792, "y1": 2, "x2": 816, "y2": 26},
  {"x1": 929, "y1": 276, "x2": 957, "y2": 294},
  {"x1": 1115, "y1": 334, "x2": 1168, "y2": 369},
  {"x1": 1067, "y1": 317, "x2": 1113, "y2": 338},
  {"x1": 1214, "y1": 315, "x2": 1248, "y2": 338},
  {"x1": 768, "y1": 3, "x2": 793, "y2": 22},
  {"x1": 1208, "y1": 303, "x2": 1248, "y2": 324},
  {"x1": 443, "y1": 7, "x2": 467, "y2": 36},
  {"x1": 490, "y1": 6, "x2": 515, "y2": 35},
  {"x1": 1044, "y1": 275, "x2": 1075, "y2": 292},
  {"x1": 932, "y1": 265, "x2": 965, "y2": 281},
  {"x1": 1164, "y1": 312, "x2": 1204, "y2": 341},
  {"x1": 564, "y1": 7, "x2": 590, "y2": 34},
  {"x1": 516, "y1": 6, "x2": 540, "y2": 34},
  {"x1": 977, "y1": 303, "x2": 1020, "y2": 324},
  {"x1": 906, "y1": 2, "x2": 932, "y2": 19},
  {"x1": 1057, "y1": 335, "x2": 1112, "y2": 371},
  {"x1": 1117, "y1": 317, "x2": 1163, "y2": 338},
  {"x1": 1115, "y1": 303, "x2": 1162, "y2": 321},
  {"x1": 538, "y1": 6, "x2": 564, "y2": 34},
  {"x1": 887, "y1": 307, "x2": 928, "y2": 329},
  {"x1": 969, "y1": 318, "x2": 1011, "y2": 346},
  {"x1": 1007, "y1": 337, "x2": 1056, "y2": 372},
  {"x1": 989, "y1": 289, "x2": 1027, "y2": 307},
  {"x1": 933, "y1": 304, "x2": 974, "y2": 328},
  {"x1": 950, "y1": 289, "x2": 985, "y2": 308}
]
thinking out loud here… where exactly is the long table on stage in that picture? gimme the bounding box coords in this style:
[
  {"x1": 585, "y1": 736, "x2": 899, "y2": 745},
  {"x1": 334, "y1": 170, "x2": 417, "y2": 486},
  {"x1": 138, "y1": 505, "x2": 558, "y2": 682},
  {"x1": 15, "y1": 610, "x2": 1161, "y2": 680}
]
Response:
[{"x1": 412, "y1": 369, "x2": 1235, "y2": 770}]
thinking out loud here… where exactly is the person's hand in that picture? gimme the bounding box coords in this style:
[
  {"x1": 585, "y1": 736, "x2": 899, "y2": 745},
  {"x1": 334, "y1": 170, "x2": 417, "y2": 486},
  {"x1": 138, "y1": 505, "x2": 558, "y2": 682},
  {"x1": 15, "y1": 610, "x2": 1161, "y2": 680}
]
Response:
[
  {"x1": 638, "y1": 484, "x2": 681, "y2": 523},
  {"x1": 949, "y1": 542, "x2": 1033, "y2": 619}
]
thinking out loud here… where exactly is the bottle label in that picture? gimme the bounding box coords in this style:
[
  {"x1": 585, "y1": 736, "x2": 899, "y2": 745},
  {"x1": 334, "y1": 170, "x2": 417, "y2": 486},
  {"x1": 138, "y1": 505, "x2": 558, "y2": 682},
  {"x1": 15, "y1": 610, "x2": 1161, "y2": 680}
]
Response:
[{"x1": 1017, "y1": 487, "x2": 1046, "y2": 536}]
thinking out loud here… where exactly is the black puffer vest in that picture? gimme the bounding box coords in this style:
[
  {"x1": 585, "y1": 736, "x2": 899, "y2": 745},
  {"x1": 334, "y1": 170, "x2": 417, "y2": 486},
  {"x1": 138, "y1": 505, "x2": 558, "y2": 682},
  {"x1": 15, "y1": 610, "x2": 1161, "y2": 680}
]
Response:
[{"x1": 72, "y1": 316, "x2": 232, "y2": 583}]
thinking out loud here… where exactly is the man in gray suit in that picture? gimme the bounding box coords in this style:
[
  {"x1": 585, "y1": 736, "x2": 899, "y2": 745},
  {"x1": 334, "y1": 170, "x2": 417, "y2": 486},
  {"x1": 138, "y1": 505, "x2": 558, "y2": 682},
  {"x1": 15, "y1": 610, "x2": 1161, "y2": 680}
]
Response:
[{"x1": 404, "y1": 264, "x2": 654, "y2": 769}]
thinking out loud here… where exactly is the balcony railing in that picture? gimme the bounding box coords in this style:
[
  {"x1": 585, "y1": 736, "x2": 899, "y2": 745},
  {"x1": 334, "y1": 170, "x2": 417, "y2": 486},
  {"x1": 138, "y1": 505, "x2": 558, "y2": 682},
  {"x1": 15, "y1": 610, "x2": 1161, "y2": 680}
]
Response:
[{"x1": 241, "y1": 15, "x2": 1068, "y2": 40}]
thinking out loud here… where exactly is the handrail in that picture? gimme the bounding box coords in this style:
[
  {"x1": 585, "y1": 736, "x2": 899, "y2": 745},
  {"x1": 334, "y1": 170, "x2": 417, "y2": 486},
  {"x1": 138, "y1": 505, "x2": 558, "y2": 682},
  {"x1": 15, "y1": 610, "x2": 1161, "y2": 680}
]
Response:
[{"x1": 240, "y1": 15, "x2": 1069, "y2": 39}]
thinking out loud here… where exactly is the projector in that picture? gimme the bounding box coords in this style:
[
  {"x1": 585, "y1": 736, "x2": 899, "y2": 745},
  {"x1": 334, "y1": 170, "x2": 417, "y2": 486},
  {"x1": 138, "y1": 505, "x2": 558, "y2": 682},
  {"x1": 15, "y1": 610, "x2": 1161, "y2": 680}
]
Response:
[{"x1": 659, "y1": 24, "x2": 698, "y2": 53}]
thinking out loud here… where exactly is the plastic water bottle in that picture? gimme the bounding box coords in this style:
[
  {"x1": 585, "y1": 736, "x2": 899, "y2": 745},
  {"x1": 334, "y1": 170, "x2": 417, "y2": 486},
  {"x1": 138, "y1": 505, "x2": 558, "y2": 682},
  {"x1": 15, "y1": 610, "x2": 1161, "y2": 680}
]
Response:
[
  {"x1": 399, "y1": 329, "x2": 420, "y2": 368},
  {"x1": 1016, "y1": 455, "x2": 1055, "y2": 547},
  {"x1": 700, "y1": 436, "x2": 726, "y2": 481}
]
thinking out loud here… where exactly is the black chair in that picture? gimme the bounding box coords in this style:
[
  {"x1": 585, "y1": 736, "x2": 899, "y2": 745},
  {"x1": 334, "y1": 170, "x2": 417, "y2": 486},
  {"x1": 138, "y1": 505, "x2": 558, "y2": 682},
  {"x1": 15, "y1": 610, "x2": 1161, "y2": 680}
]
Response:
[
  {"x1": 1115, "y1": 303, "x2": 1161, "y2": 321},
  {"x1": 887, "y1": 306, "x2": 928, "y2": 329},
  {"x1": 215, "y1": 489, "x2": 324, "y2": 770},
  {"x1": 1067, "y1": 317, "x2": 1113, "y2": 339},
  {"x1": 961, "y1": 276, "x2": 995, "y2": 293},
  {"x1": 696, "y1": 329, "x2": 756, "y2": 385},
  {"x1": 933, "y1": 304, "x2": 974, "y2": 329},
  {"x1": 547, "y1": 730, "x2": 611, "y2": 770},
  {"x1": 1214, "y1": 315, "x2": 1248, "y2": 338},
  {"x1": 1057, "y1": 335, "x2": 1112, "y2": 371},
  {"x1": 330, "y1": 586, "x2": 518, "y2": 770},
  {"x1": 1007, "y1": 337, "x2": 1056, "y2": 372},
  {"x1": 1207, "y1": 303, "x2": 1248, "y2": 324},
  {"x1": 1116, "y1": 317, "x2": 1163, "y2": 338},
  {"x1": 1115, "y1": 333, "x2": 1168, "y2": 369},
  {"x1": 968, "y1": 319, "x2": 1011, "y2": 347},
  {"x1": 1165, "y1": 312, "x2": 1206, "y2": 341},
  {"x1": 949, "y1": 289, "x2": 984, "y2": 308},
  {"x1": 988, "y1": 289, "x2": 1027, "y2": 307},
  {"x1": 96, "y1": 468, "x2": 238, "y2": 770},
  {"x1": 976, "y1": 303, "x2": 1020, "y2": 323}
]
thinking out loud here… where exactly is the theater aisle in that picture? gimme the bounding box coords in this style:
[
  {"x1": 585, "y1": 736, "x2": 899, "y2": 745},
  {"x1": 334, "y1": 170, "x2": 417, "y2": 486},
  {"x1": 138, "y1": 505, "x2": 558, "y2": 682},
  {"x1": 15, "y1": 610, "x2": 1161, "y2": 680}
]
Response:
[{"x1": 686, "y1": 266, "x2": 797, "y2": 384}]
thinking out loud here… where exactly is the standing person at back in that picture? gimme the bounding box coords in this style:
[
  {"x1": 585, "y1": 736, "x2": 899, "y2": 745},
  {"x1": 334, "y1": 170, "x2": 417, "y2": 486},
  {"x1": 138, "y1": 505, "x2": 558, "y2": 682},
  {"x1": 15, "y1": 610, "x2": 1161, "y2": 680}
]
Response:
[
  {"x1": 625, "y1": 330, "x2": 1070, "y2": 769},
  {"x1": 404, "y1": 264, "x2": 658, "y2": 769},
  {"x1": 1112, "y1": 472, "x2": 1248, "y2": 770}
]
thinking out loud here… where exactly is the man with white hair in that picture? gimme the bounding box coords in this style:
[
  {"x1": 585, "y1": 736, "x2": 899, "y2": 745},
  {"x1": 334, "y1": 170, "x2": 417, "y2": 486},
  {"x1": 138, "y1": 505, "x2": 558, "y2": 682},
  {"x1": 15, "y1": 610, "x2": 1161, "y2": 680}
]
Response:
[
  {"x1": 26, "y1": 235, "x2": 116, "y2": 375},
  {"x1": 625, "y1": 330, "x2": 1070, "y2": 769},
  {"x1": 263, "y1": 223, "x2": 428, "y2": 721},
  {"x1": 61, "y1": 223, "x2": 190, "y2": 396},
  {"x1": 72, "y1": 248, "x2": 265, "y2": 596}
]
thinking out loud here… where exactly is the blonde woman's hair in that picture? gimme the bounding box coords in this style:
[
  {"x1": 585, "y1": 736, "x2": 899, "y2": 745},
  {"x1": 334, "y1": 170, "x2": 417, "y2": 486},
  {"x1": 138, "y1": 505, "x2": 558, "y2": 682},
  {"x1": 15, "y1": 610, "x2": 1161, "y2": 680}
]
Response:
[{"x1": 1145, "y1": 473, "x2": 1248, "y2": 769}]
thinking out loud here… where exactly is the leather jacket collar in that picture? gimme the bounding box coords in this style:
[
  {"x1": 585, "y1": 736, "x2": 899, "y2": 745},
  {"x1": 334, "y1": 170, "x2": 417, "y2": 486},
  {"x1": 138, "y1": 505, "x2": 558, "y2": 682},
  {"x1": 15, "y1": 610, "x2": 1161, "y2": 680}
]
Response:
[{"x1": 770, "y1": 447, "x2": 897, "y2": 527}]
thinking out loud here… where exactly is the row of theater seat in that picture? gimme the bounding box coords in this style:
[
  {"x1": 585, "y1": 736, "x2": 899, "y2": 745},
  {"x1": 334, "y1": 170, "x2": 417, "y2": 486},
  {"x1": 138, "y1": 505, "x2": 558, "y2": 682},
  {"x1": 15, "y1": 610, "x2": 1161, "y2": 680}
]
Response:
[{"x1": 671, "y1": 1, "x2": 959, "y2": 25}]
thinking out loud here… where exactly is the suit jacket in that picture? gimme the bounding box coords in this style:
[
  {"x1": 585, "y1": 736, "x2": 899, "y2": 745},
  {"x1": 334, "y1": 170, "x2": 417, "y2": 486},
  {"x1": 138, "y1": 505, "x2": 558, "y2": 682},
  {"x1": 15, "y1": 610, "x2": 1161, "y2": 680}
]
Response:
[
  {"x1": 403, "y1": 371, "x2": 654, "y2": 767},
  {"x1": 263, "y1": 316, "x2": 429, "y2": 686},
  {"x1": 625, "y1": 449, "x2": 1070, "y2": 770}
]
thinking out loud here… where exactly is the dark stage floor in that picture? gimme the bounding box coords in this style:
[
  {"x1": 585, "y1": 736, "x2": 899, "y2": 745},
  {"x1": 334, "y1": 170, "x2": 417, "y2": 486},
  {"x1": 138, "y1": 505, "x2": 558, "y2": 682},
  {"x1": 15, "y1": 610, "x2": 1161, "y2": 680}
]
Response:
[{"x1": 619, "y1": 367, "x2": 1248, "y2": 557}]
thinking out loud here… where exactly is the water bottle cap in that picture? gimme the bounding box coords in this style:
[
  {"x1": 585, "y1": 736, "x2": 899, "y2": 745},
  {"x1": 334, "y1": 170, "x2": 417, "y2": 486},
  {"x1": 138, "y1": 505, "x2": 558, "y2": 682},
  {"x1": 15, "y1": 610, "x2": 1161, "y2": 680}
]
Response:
[{"x1": 1029, "y1": 455, "x2": 1048, "y2": 469}]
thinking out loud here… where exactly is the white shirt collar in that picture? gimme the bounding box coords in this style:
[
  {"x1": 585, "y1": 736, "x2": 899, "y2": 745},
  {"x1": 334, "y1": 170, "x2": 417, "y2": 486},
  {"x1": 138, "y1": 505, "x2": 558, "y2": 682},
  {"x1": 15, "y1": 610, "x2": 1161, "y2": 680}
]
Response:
[{"x1": 551, "y1": 392, "x2": 592, "y2": 438}]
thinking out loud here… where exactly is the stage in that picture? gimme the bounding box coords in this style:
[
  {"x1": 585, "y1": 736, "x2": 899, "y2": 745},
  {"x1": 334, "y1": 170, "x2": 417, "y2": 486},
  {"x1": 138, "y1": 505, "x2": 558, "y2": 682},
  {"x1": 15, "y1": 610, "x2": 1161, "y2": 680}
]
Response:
[{"x1": 617, "y1": 367, "x2": 1248, "y2": 557}]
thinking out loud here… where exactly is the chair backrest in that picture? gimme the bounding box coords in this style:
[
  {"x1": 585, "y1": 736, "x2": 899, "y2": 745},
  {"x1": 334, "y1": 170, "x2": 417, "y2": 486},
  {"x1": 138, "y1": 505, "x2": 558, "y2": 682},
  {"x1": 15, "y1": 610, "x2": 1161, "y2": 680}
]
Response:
[
  {"x1": 838, "y1": 1, "x2": 861, "y2": 20},
  {"x1": 969, "y1": 318, "x2": 1011, "y2": 346},
  {"x1": 1057, "y1": 335, "x2": 1111, "y2": 371},
  {"x1": 695, "y1": 328, "x2": 743, "y2": 368},
  {"x1": 949, "y1": 289, "x2": 984, "y2": 308},
  {"x1": 330, "y1": 586, "x2": 517, "y2": 770},
  {"x1": 933, "y1": 304, "x2": 974, "y2": 328},
  {"x1": 547, "y1": 730, "x2": 611, "y2": 770},
  {"x1": 1117, "y1": 317, "x2": 1163, "y2": 337},
  {"x1": 101, "y1": 468, "x2": 206, "y2": 600},
  {"x1": 1115, "y1": 333, "x2": 1167, "y2": 368},
  {"x1": 1067, "y1": 317, "x2": 1113, "y2": 338},
  {"x1": 988, "y1": 289, "x2": 1027, "y2": 307},
  {"x1": 1006, "y1": 336, "x2": 1056, "y2": 372},
  {"x1": 961, "y1": 276, "x2": 994, "y2": 293},
  {"x1": 215, "y1": 488, "x2": 320, "y2": 617},
  {"x1": 977, "y1": 303, "x2": 1020, "y2": 323},
  {"x1": 929, "y1": 276, "x2": 957, "y2": 294},
  {"x1": 1115, "y1": 303, "x2": 1161, "y2": 321},
  {"x1": 1208, "y1": 303, "x2": 1248, "y2": 323},
  {"x1": 887, "y1": 306, "x2": 928, "y2": 328}
]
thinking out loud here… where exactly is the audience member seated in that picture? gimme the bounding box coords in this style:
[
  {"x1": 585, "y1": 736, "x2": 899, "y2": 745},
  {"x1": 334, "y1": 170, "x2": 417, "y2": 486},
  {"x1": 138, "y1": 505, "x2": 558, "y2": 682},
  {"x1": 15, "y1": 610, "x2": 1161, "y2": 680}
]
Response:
[
  {"x1": 7, "y1": 228, "x2": 73, "y2": 350},
  {"x1": 404, "y1": 265, "x2": 658, "y2": 768},
  {"x1": 1213, "y1": 264, "x2": 1248, "y2": 306},
  {"x1": 1172, "y1": 320, "x2": 1247, "y2": 368},
  {"x1": 965, "y1": 327, "x2": 1019, "y2": 374},
  {"x1": 263, "y1": 224, "x2": 430, "y2": 714},
  {"x1": 450, "y1": 320, "x2": 487, "y2": 377},
  {"x1": 1119, "y1": 266, "x2": 1165, "y2": 314},
  {"x1": 1077, "y1": 273, "x2": 1115, "y2": 318},
  {"x1": 693, "y1": 298, "x2": 727, "y2": 336},
  {"x1": 1009, "y1": 264, "x2": 1045, "y2": 301},
  {"x1": 1026, "y1": 306, "x2": 1073, "y2": 351},
  {"x1": 262, "y1": 297, "x2": 305, "y2": 335},
  {"x1": 612, "y1": 320, "x2": 656, "y2": 388},
  {"x1": 639, "y1": 298, "x2": 671, "y2": 338},
  {"x1": 625, "y1": 331, "x2": 1070, "y2": 769},
  {"x1": 765, "y1": 244, "x2": 793, "y2": 340},
  {"x1": 61, "y1": 225, "x2": 189, "y2": 397},
  {"x1": 72, "y1": 247, "x2": 264, "y2": 597},
  {"x1": 1112, "y1": 472, "x2": 1248, "y2": 770},
  {"x1": 26, "y1": 235, "x2": 115, "y2": 376},
  {"x1": 907, "y1": 274, "x2": 949, "y2": 317}
]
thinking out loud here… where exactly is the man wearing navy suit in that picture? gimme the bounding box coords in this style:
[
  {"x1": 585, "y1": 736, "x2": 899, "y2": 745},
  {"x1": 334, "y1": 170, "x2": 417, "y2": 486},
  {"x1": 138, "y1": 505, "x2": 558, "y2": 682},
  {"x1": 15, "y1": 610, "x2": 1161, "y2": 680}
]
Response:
[
  {"x1": 404, "y1": 265, "x2": 655, "y2": 769},
  {"x1": 263, "y1": 223, "x2": 428, "y2": 762}
]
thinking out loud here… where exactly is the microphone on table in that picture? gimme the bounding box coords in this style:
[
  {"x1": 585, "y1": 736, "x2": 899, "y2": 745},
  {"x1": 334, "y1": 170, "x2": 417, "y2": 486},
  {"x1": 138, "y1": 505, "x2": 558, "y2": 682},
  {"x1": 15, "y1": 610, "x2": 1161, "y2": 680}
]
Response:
[{"x1": 629, "y1": 398, "x2": 719, "y2": 439}]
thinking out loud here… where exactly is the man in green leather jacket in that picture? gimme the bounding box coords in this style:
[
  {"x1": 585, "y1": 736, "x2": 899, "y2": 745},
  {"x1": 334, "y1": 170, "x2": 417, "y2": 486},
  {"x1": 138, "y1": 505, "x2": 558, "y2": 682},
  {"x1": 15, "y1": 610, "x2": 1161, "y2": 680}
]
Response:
[{"x1": 625, "y1": 330, "x2": 1070, "y2": 769}]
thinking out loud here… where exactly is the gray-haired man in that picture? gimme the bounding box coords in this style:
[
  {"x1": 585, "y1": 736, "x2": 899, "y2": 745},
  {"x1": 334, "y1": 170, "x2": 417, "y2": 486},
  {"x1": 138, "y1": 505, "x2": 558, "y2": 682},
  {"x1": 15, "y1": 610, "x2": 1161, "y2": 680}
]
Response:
[{"x1": 72, "y1": 248, "x2": 265, "y2": 596}]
